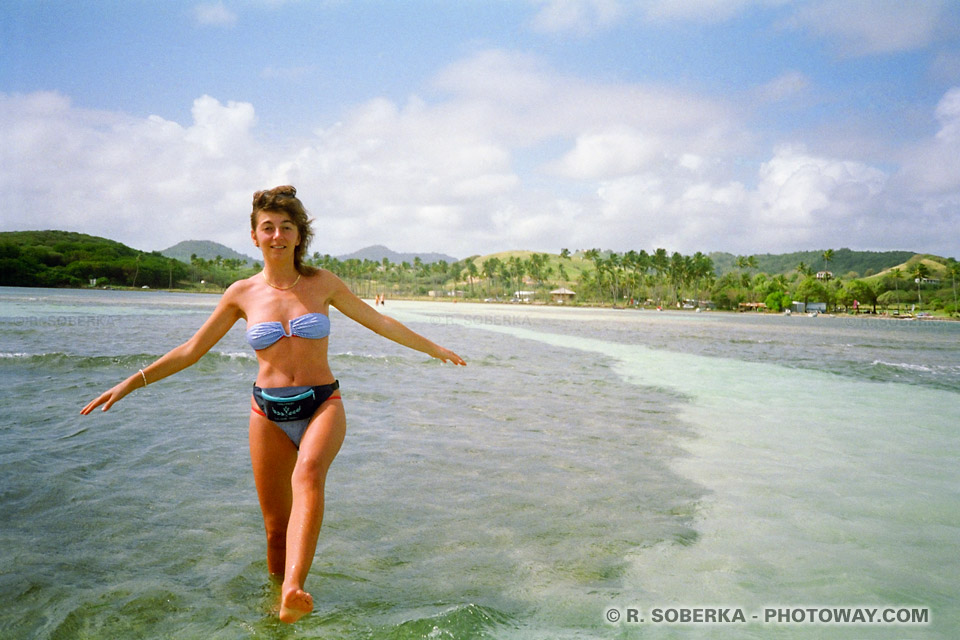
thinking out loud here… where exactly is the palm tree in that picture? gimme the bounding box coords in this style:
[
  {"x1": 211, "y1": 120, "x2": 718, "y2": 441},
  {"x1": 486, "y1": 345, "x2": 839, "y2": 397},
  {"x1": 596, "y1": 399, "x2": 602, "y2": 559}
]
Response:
[
  {"x1": 668, "y1": 252, "x2": 687, "y2": 304},
  {"x1": 691, "y1": 252, "x2": 714, "y2": 306},
  {"x1": 466, "y1": 260, "x2": 479, "y2": 297},
  {"x1": 651, "y1": 248, "x2": 669, "y2": 304},
  {"x1": 132, "y1": 253, "x2": 141, "y2": 287},
  {"x1": 508, "y1": 256, "x2": 525, "y2": 297},
  {"x1": 889, "y1": 267, "x2": 903, "y2": 314},
  {"x1": 822, "y1": 249, "x2": 835, "y2": 274},
  {"x1": 948, "y1": 258, "x2": 960, "y2": 316},
  {"x1": 911, "y1": 262, "x2": 930, "y2": 309}
]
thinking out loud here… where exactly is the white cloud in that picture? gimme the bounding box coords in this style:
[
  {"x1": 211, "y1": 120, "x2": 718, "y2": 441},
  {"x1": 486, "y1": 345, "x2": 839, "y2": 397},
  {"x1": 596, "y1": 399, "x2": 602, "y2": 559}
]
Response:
[
  {"x1": 934, "y1": 87, "x2": 960, "y2": 141},
  {"x1": 528, "y1": 0, "x2": 952, "y2": 61},
  {"x1": 549, "y1": 127, "x2": 662, "y2": 179},
  {"x1": 193, "y1": 2, "x2": 237, "y2": 27},
  {"x1": 896, "y1": 87, "x2": 960, "y2": 194},
  {"x1": 184, "y1": 95, "x2": 257, "y2": 157},
  {"x1": 753, "y1": 71, "x2": 811, "y2": 103},
  {"x1": 753, "y1": 145, "x2": 887, "y2": 229},
  {"x1": 787, "y1": 0, "x2": 950, "y2": 56},
  {"x1": 530, "y1": 0, "x2": 623, "y2": 34},
  {"x1": 2, "y1": 61, "x2": 959, "y2": 259},
  {"x1": 0, "y1": 92, "x2": 265, "y2": 255}
]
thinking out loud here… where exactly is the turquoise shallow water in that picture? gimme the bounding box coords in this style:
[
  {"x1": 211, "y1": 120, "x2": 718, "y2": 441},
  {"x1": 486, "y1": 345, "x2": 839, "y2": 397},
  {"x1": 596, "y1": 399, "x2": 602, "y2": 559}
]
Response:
[{"x1": 1, "y1": 288, "x2": 958, "y2": 639}]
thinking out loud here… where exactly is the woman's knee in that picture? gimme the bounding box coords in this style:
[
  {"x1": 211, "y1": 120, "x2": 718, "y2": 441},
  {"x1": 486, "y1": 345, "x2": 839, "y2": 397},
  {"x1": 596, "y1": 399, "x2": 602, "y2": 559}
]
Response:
[
  {"x1": 265, "y1": 522, "x2": 288, "y2": 548},
  {"x1": 291, "y1": 454, "x2": 330, "y2": 489}
]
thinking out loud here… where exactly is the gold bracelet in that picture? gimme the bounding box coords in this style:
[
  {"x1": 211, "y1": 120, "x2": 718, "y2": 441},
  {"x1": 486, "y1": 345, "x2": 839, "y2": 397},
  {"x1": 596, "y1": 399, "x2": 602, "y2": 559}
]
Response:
[{"x1": 139, "y1": 369, "x2": 148, "y2": 387}]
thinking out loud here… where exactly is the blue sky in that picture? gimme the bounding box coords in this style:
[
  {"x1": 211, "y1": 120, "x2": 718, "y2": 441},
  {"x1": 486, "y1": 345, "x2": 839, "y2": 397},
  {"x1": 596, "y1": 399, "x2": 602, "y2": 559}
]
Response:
[{"x1": 2, "y1": 0, "x2": 959, "y2": 260}]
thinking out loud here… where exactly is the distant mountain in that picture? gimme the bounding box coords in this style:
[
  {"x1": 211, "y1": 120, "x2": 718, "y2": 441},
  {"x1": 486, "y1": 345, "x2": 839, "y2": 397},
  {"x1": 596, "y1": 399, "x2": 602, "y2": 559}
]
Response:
[
  {"x1": 162, "y1": 240, "x2": 259, "y2": 267},
  {"x1": 336, "y1": 244, "x2": 458, "y2": 265}
]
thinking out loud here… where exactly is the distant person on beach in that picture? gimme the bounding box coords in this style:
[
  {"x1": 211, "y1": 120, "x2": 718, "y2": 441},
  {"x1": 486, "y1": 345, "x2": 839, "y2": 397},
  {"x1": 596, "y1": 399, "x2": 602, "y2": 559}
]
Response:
[{"x1": 81, "y1": 185, "x2": 465, "y2": 623}]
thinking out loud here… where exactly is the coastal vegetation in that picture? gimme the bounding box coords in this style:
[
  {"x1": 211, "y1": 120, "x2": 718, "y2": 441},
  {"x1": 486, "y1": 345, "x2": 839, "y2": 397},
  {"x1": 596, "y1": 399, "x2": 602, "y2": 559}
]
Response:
[
  {"x1": 2, "y1": 230, "x2": 958, "y2": 316},
  {"x1": 318, "y1": 248, "x2": 958, "y2": 316},
  {"x1": 0, "y1": 231, "x2": 253, "y2": 290}
]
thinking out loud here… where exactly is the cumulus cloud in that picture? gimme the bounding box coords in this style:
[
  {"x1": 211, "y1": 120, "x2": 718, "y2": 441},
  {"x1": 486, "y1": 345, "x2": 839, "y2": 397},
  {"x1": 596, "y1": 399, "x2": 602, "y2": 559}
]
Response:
[
  {"x1": 2, "y1": 55, "x2": 959, "y2": 259},
  {"x1": 896, "y1": 87, "x2": 960, "y2": 194},
  {"x1": 0, "y1": 92, "x2": 264, "y2": 254},
  {"x1": 549, "y1": 127, "x2": 662, "y2": 179}
]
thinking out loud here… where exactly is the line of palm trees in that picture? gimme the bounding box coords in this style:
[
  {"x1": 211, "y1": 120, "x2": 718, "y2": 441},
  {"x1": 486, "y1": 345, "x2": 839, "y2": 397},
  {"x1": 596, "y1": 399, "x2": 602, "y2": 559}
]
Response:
[
  {"x1": 302, "y1": 247, "x2": 821, "y2": 305},
  {"x1": 295, "y1": 248, "x2": 958, "y2": 313},
  {"x1": 306, "y1": 252, "x2": 558, "y2": 299},
  {"x1": 577, "y1": 248, "x2": 716, "y2": 305}
]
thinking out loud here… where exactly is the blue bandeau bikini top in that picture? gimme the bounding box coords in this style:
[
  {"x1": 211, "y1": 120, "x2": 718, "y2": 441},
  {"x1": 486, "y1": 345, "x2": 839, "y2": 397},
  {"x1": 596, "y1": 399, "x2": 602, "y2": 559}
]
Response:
[{"x1": 246, "y1": 312, "x2": 330, "y2": 350}]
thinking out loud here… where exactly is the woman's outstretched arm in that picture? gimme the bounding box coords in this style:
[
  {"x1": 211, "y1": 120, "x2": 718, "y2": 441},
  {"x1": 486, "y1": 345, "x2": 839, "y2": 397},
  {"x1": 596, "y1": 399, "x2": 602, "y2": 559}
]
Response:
[
  {"x1": 328, "y1": 274, "x2": 466, "y2": 366},
  {"x1": 81, "y1": 285, "x2": 245, "y2": 414}
]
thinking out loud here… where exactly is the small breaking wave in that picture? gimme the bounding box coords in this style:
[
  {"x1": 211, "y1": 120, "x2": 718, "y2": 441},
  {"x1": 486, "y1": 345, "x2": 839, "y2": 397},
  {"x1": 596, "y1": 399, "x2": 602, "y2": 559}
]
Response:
[
  {"x1": 871, "y1": 359, "x2": 935, "y2": 373},
  {"x1": 0, "y1": 350, "x2": 258, "y2": 371},
  {"x1": 372, "y1": 602, "x2": 517, "y2": 640}
]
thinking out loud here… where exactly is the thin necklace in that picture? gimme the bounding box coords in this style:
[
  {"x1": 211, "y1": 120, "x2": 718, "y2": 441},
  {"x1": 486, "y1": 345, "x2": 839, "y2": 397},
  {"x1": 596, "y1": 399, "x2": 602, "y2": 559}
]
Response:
[{"x1": 261, "y1": 271, "x2": 301, "y2": 290}]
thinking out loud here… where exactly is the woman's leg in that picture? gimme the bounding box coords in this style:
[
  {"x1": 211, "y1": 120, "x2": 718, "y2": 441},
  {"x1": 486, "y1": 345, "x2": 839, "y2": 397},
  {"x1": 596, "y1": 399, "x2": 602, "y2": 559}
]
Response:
[
  {"x1": 279, "y1": 398, "x2": 346, "y2": 623},
  {"x1": 249, "y1": 410, "x2": 298, "y2": 576}
]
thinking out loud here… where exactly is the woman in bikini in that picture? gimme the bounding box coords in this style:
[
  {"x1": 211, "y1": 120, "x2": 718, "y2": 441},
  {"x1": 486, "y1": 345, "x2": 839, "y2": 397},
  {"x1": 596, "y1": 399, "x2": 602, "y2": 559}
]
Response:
[{"x1": 81, "y1": 185, "x2": 465, "y2": 623}]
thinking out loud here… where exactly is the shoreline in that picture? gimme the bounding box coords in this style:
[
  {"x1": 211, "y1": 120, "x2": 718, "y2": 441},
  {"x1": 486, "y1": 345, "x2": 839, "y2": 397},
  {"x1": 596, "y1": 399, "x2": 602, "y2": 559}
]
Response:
[
  {"x1": 4, "y1": 284, "x2": 958, "y2": 322},
  {"x1": 362, "y1": 295, "x2": 960, "y2": 322}
]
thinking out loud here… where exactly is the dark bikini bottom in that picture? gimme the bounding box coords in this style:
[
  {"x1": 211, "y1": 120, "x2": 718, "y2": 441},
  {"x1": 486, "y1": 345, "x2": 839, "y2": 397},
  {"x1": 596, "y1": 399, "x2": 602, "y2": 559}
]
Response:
[{"x1": 251, "y1": 381, "x2": 340, "y2": 449}]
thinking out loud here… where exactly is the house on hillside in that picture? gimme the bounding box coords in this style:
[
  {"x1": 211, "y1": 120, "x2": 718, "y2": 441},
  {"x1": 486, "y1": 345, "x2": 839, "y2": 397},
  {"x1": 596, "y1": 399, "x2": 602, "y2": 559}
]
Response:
[
  {"x1": 816, "y1": 271, "x2": 833, "y2": 280},
  {"x1": 550, "y1": 287, "x2": 576, "y2": 304}
]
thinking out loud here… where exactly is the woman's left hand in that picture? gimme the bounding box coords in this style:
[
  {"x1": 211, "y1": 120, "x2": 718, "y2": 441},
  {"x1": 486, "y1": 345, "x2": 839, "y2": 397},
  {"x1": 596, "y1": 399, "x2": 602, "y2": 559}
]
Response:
[{"x1": 432, "y1": 346, "x2": 466, "y2": 366}]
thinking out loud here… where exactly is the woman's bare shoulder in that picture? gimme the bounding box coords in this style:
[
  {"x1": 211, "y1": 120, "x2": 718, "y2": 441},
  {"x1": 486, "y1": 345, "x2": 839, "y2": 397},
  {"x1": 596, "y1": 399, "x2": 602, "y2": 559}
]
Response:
[
  {"x1": 318, "y1": 269, "x2": 353, "y2": 297},
  {"x1": 222, "y1": 274, "x2": 261, "y2": 305}
]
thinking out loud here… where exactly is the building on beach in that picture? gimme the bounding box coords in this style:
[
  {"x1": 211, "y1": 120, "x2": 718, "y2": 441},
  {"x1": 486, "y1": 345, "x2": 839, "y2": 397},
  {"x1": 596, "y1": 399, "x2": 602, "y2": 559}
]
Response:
[{"x1": 550, "y1": 287, "x2": 576, "y2": 304}]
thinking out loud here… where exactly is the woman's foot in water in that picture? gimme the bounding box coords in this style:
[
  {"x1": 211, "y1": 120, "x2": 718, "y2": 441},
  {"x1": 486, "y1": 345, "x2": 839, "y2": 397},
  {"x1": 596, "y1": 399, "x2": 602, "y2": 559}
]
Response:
[{"x1": 278, "y1": 585, "x2": 313, "y2": 623}]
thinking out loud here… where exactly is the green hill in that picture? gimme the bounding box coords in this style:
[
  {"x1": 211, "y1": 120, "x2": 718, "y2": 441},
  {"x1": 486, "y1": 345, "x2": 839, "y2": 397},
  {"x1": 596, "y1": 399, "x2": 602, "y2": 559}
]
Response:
[
  {"x1": 336, "y1": 244, "x2": 457, "y2": 265},
  {"x1": 162, "y1": 240, "x2": 259, "y2": 268},
  {"x1": 465, "y1": 248, "x2": 927, "y2": 283},
  {"x1": 865, "y1": 254, "x2": 951, "y2": 282},
  {"x1": 465, "y1": 250, "x2": 593, "y2": 285},
  {"x1": 709, "y1": 248, "x2": 917, "y2": 277},
  {"x1": 0, "y1": 230, "x2": 189, "y2": 288}
]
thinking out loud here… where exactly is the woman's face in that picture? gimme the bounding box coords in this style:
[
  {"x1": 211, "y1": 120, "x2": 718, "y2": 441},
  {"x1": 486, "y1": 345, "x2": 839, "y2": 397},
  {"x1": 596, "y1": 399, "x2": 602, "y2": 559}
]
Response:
[{"x1": 252, "y1": 210, "x2": 300, "y2": 259}]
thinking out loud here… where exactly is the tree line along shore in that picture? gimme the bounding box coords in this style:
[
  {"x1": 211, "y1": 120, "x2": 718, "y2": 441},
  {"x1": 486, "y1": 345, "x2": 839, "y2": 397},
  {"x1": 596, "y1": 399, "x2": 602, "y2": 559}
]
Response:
[{"x1": 2, "y1": 230, "x2": 958, "y2": 317}]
